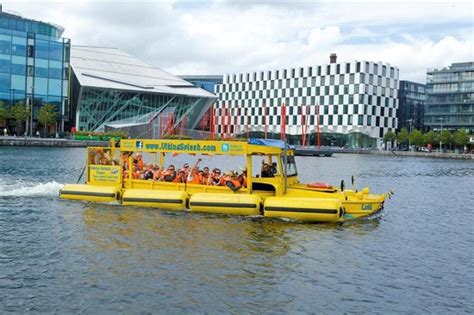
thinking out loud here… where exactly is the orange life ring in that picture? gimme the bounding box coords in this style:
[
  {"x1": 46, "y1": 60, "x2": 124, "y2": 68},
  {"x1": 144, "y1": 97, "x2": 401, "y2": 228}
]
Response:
[{"x1": 307, "y1": 182, "x2": 333, "y2": 189}]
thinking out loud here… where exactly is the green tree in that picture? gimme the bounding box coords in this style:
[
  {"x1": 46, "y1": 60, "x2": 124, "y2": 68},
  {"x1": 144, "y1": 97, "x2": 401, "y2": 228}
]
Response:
[
  {"x1": 0, "y1": 101, "x2": 9, "y2": 124},
  {"x1": 383, "y1": 130, "x2": 396, "y2": 150},
  {"x1": 383, "y1": 130, "x2": 396, "y2": 142},
  {"x1": 10, "y1": 102, "x2": 30, "y2": 135},
  {"x1": 439, "y1": 130, "x2": 452, "y2": 150},
  {"x1": 423, "y1": 130, "x2": 437, "y2": 146},
  {"x1": 409, "y1": 129, "x2": 424, "y2": 147},
  {"x1": 397, "y1": 128, "x2": 409, "y2": 147},
  {"x1": 38, "y1": 104, "x2": 58, "y2": 136},
  {"x1": 453, "y1": 129, "x2": 469, "y2": 149}
]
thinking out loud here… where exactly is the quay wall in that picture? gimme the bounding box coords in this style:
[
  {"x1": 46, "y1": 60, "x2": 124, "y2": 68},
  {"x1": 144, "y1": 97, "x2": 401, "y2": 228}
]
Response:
[{"x1": 0, "y1": 137, "x2": 107, "y2": 148}]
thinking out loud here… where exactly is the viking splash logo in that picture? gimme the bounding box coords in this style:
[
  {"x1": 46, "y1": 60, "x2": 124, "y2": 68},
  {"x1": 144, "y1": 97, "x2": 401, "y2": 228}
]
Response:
[
  {"x1": 221, "y1": 143, "x2": 230, "y2": 152},
  {"x1": 136, "y1": 141, "x2": 143, "y2": 149}
]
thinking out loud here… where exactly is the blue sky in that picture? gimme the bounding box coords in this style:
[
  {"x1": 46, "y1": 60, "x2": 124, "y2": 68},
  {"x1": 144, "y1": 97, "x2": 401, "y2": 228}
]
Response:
[{"x1": 5, "y1": 0, "x2": 473, "y2": 82}]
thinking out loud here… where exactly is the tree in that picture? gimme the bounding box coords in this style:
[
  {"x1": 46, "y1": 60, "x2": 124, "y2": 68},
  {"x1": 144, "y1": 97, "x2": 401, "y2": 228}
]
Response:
[
  {"x1": 396, "y1": 128, "x2": 409, "y2": 147},
  {"x1": 439, "y1": 130, "x2": 452, "y2": 150},
  {"x1": 0, "y1": 101, "x2": 9, "y2": 125},
  {"x1": 409, "y1": 129, "x2": 424, "y2": 147},
  {"x1": 10, "y1": 103, "x2": 30, "y2": 135},
  {"x1": 383, "y1": 130, "x2": 396, "y2": 142},
  {"x1": 38, "y1": 104, "x2": 58, "y2": 136},
  {"x1": 453, "y1": 129, "x2": 469, "y2": 149},
  {"x1": 423, "y1": 130, "x2": 437, "y2": 146},
  {"x1": 383, "y1": 130, "x2": 396, "y2": 149}
]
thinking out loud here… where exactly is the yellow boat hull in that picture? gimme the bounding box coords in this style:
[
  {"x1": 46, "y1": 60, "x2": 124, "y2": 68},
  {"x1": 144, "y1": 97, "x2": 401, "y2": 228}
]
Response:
[
  {"x1": 189, "y1": 193, "x2": 262, "y2": 216},
  {"x1": 122, "y1": 189, "x2": 188, "y2": 210},
  {"x1": 264, "y1": 197, "x2": 343, "y2": 222},
  {"x1": 59, "y1": 184, "x2": 119, "y2": 202}
]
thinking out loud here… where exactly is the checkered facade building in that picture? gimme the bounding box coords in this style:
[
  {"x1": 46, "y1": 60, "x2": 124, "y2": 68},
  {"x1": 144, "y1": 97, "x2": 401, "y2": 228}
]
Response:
[{"x1": 215, "y1": 60, "x2": 399, "y2": 145}]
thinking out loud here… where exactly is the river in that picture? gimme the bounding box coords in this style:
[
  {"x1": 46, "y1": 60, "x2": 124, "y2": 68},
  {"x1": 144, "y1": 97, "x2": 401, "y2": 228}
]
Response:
[{"x1": 0, "y1": 147, "x2": 473, "y2": 313}]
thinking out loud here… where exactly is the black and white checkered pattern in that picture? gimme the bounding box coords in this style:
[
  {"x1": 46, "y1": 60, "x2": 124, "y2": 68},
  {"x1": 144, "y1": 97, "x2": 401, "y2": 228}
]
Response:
[{"x1": 215, "y1": 60, "x2": 399, "y2": 143}]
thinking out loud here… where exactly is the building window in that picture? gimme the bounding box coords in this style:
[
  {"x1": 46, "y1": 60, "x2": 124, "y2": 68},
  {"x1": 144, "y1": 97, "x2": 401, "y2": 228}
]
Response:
[
  {"x1": 328, "y1": 115, "x2": 333, "y2": 125},
  {"x1": 338, "y1": 115, "x2": 343, "y2": 125},
  {"x1": 336, "y1": 64, "x2": 340, "y2": 74},
  {"x1": 346, "y1": 63, "x2": 350, "y2": 73},
  {"x1": 356, "y1": 62, "x2": 360, "y2": 72},
  {"x1": 317, "y1": 66, "x2": 321, "y2": 76},
  {"x1": 27, "y1": 45, "x2": 34, "y2": 57}
]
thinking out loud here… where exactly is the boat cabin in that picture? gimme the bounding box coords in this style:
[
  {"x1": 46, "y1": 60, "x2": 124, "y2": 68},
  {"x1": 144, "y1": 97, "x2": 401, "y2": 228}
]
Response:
[{"x1": 85, "y1": 138, "x2": 299, "y2": 197}]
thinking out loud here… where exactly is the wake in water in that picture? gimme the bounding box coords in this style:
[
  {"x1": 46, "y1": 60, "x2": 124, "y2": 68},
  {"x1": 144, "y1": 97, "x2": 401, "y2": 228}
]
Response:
[{"x1": 0, "y1": 180, "x2": 63, "y2": 198}]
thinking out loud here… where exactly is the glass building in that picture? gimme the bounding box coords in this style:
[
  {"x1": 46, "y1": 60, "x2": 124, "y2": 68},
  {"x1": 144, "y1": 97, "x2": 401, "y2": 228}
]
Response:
[
  {"x1": 70, "y1": 46, "x2": 216, "y2": 132},
  {"x1": 180, "y1": 75, "x2": 223, "y2": 94},
  {"x1": 425, "y1": 62, "x2": 474, "y2": 133},
  {"x1": 397, "y1": 80, "x2": 426, "y2": 132},
  {"x1": 0, "y1": 7, "x2": 70, "y2": 133}
]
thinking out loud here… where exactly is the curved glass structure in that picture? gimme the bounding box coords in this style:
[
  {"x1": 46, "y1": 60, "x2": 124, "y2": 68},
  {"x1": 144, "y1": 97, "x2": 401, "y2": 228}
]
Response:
[{"x1": 70, "y1": 46, "x2": 216, "y2": 132}]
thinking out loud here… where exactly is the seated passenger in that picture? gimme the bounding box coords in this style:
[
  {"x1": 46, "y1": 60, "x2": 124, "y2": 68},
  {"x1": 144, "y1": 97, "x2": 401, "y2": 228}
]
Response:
[
  {"x1": 238, "y1": 168, "x2": 247, "y2": 188},
  {"x1": 174, "y1": 170, "x2": 186, "y2": 183},
  {"x1": 223, "y1": 171, "x2": 242, "y2": 192},
  {"x1": 261, "y1": 162, "x2": 275, "y2": 178},
  {"x1": 186, "y1": 158, "x2": 202, "y2": 184},
  {"x1": 208, "y1": 168, "x2": 222, "y2": 186},
  {"x1": 152, "y1": 165, "x2": 161, "y2": 181},
  {"x1": 143, "y1": 164, "x2": 154, "y2": 180},
  {"x1": 135, "y1": 152, "x2": 144, "y2": 169},
  {"x1": 201, "y1": 166, "x2": 210, "y2": 184},
  {"x1": 161, "y1": 165, "x2": 177, "y2": 182}
]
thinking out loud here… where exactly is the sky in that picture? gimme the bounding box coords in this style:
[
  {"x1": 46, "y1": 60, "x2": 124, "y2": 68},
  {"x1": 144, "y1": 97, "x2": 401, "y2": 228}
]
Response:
[{"x1": 4, "y1": 0, "x2": 473, "y2": 83}]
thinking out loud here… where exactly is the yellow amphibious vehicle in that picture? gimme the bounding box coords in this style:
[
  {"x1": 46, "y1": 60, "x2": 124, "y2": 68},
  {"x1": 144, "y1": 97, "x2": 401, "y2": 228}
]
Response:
[{"x1": 60, "y1": 138, "x2": 389, "y2": 222}]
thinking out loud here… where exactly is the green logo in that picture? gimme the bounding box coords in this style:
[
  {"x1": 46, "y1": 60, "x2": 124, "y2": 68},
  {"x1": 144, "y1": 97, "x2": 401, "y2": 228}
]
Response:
[{"x1": 362, "y1": 204, "x2": 373, "y2": 211}]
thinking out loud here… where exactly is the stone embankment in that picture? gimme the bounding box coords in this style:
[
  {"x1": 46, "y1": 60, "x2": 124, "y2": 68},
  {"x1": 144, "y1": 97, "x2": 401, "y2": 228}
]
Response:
[
  {"x1": 373, "y1": 150, "x2": 474, "y2": 160},
  {"x1": 0, "y1": 136, "x2": 107, "y2": 147}
]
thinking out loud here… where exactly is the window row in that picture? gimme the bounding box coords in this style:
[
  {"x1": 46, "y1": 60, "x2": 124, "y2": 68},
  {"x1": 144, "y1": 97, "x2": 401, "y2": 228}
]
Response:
[{"x1": 226, "y1": 63, "x2": 396, "y2": 83}]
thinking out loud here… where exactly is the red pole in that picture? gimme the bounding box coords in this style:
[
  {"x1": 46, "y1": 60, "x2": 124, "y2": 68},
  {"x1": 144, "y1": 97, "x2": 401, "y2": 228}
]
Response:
[
  {"x1": 281, "y1": 103, "x2": 286, "y2": 142},
  {"x1": 228, "y1": 103, "x2": 232, "y2": 139},
  {"x1": 220, "y1": 104, "x2": 224, "y2": 139},
  {"x1": 263, "y1": 102, "x2": 267, "y2": 139},
  {"x1": 316, "y1": 103, "x2": 320, "y2": 148},
  {"x1": 305, "y1": 104, "x2": 310, "y2": 148},
  {"x1": 300, "y1": 104, "x2": 305, "y2": 146},
  {"x1": 246, "y1": 108, "x2": 249, "y2": 139},
  {"x1": 210, "y1": 105, "x2": 215, "y2": 140},
  {"x1": 235, "y1": 105, "x2": 240, "y2": 138}
]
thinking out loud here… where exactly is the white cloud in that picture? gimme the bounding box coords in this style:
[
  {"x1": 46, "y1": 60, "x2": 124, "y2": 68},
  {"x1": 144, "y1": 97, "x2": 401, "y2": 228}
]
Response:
[{"x1": 3, "y1": 0, "x2": 473, "y2": 82}]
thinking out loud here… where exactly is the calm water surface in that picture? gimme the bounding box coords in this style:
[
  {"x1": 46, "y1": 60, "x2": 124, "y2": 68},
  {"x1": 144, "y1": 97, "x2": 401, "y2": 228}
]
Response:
[{"x1": 0, "y1": 147, "x2": 473, "y2": 313}]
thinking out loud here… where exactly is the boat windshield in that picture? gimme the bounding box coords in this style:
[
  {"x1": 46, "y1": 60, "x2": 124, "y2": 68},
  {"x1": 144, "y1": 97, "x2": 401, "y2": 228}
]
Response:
[{"x1": 282, "y1": 155, "x2": 298, "y2": 177}]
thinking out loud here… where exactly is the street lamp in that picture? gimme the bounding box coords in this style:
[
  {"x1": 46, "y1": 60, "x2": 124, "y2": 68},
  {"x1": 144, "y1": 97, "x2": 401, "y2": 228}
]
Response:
[
  {"x1": 407, "y1": 119, "x2": 413, "y2": 149},
  {"x1": 437, "y1": 117, "x2": 444, "y2": 151},
  {"x1": 30, "y1": 86, "x2": 34, "y2": 137}
]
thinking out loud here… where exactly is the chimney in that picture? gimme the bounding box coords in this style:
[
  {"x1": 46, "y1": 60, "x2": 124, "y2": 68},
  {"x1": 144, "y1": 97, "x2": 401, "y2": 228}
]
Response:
[{"x1": 330, "y1": 53, "x2": 337, "y2": 64}]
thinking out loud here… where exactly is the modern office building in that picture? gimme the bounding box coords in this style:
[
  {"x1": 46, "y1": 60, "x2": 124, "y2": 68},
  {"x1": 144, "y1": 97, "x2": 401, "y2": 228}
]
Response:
[
  {"x1": 0, "y1": 6, "x2": 70, "y2": 133},
  {"x1": 397, "y1": 80, "x2": 426, "y2": 131},
  {"x1": 180, "y1": 75, "x2": 223, "y2": 94},
  {"x1": 425, "y1": 62, "x2": 474, "y2": 133},
  {"x1": 215, "y1": 54, "x2": 399, "y2": 148},
  {"x1": 70, "y1": 46, "x2": 216, "y2": 132}
]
